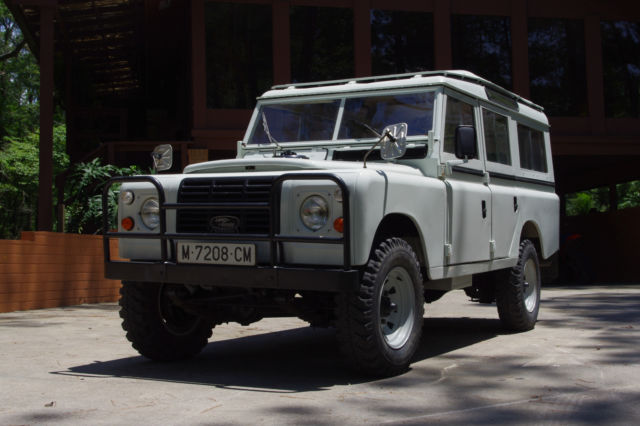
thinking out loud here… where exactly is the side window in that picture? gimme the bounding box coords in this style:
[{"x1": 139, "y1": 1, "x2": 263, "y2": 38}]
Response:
[
  {"x1": 482, "y1": 109, "x2": 511, "y2": 165},
  {"x1": 517, "y1": 124, "x2": 548, "y2": 172},
  {"x1": 444, "y1": 96, "x2": 477, "y2": 157}
]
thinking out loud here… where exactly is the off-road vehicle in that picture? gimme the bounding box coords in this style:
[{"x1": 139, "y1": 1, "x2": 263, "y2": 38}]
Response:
[{"x1": 103, "y1": 71, "x2": 559, "y2": 376}]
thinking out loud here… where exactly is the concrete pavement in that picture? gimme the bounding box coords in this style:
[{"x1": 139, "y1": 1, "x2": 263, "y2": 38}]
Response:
[{"x1": 1, "y1": 284, "x2": 639, "y2": 425}]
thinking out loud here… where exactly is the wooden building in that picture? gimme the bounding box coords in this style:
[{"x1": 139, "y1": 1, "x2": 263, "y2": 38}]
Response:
[{"x1": 5, "y1": 0, "x2": 640, "y2": 281}]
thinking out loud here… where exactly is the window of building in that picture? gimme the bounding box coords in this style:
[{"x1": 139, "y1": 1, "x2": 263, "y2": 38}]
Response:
[
  {"x1": 616, "y1": 180, "x2": 640, "y2": 210},
  {"x1": 290, "y1": 6, "x2": 354, "y2": 82},
  {"x1": 370, "y1": 10, "x2": 434, "y2": 75},
  {"x1": 482, "y1": 109, "x2": 511, "y2": 165},
  {"x1": 444, "y1": 97, "x2": 477, "y2": 156},
  {"x1": 517, "y1": 124, "x2": 547, "y2": 173},
  {"x1": 205, "y1": 2, "x2": 273, "y2": 109},
  {"x1": 601, "y1": 21, "x2": 640, "y2": 118},
  {"x1": 451, "y1": 15, "x2": 512, "y2": 89},
  {"x1": 565, "y1": 186, "x2": 610, "y2": 216},
  {"x1": 528, "y1": 19, "x2": 587, "y2": 116}
]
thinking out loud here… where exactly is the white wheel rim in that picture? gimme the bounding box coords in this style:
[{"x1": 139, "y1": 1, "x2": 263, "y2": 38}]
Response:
[
  {"x1": 523, "y1": 258, "x2": 539, "y2": 312},
  {"x1": 379, "y1": 266, "x2": 415, "y2": 349}
]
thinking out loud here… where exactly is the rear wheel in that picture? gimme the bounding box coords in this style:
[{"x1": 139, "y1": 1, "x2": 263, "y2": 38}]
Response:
[
  {"x1": 496, "y1": 240, "x2": 541, "y2": 331},
  {"x1": 119, "y1": 281, "x2": 213, "y2": 360},
  {"x1": 335, "y1": 238, "x2": 424, "y2": 376}
]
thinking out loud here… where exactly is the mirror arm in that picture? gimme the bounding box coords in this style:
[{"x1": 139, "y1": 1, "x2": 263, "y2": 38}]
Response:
[
  {"x1": 363, "y1": 130, "x2": 392, "y2": 169},
  {"x1": 444, "y1": 156, "x2": 469, "y2": 176}
]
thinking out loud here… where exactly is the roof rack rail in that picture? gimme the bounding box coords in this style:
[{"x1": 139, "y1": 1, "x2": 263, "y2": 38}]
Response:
[{"x1": 270, "y1": 70, "x2": 544, "y2": 112}]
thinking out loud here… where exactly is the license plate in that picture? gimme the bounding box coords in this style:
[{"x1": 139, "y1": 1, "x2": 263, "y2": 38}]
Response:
[{"x1": 176, "y1": 242, "x2": 255, "y2": 266}]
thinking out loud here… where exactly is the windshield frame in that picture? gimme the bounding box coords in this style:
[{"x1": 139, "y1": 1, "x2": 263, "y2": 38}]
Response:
[{"x1": 243, "y1": 87, "x2": 439, "y2": 149}]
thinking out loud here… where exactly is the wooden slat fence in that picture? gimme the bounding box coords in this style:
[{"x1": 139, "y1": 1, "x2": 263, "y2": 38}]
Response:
[{"x1": 0, "y1": 232, "x2": 120, "y2": 313}]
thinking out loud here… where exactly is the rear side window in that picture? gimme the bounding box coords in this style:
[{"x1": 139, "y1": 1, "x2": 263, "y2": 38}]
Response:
[
  {"x1": 517, "y1": 124, "x2": 547, "y2": 172},
  {"x1": 482, "y1": 109, "x2": 511, "y2": 165}
]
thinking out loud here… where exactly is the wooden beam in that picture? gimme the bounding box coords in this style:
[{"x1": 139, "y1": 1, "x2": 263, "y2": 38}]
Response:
[
  {"x1": 434, "y1": 0, "x2": 452, "y2": 69},
  {"x1": 510, "y1": 0, "x2": 529, "y2": 98},
  {"x1": 191, "y1": 0, "x2": 206, "y2": 130},
  {"x1": 37, "y1": 4, "x2": 55, "y2": 231},
  {"x1": 353, "y1": 0, "x2": 371, "y2": 77},
  {"x1": 584, "y1": 14, "x2": 605, "y2": 134}
]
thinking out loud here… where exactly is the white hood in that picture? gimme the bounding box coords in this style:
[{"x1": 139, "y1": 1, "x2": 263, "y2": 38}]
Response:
[{"x1": 183, "y1": 157, "x2": 423, "y2": 176}]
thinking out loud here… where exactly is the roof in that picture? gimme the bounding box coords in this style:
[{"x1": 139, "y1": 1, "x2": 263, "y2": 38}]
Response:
[
  {"x1": 262, "y1": 70, "x2": 545, "y2": 114},
  {"x1": 5, "y1": 0, "x2": 143, "y2": 99}
]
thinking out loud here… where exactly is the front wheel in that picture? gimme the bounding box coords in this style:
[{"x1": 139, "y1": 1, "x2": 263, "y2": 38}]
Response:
[
  {"x1": 119, "y1": 281, "x2": 213, "y2": 361},
  {"x1": 496, "y1": 240, "x2": 541, "y2": 331},
  {"x1": 335, "y1": 238, "x2": 424, "y2": 376}
]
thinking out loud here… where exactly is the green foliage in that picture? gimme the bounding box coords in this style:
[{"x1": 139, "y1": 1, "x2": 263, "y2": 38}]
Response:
[
  {"x1": 0, "y1": 125, "x2": 69, "y2": 238},
  {"x1": 617, "y1": 180, "x2": 640, "y2": 210},
  {"x1": 565, "y1": 186, "x2": 610, "y2": 216},
  {"x1": 1, "y1": 3, "x2": 40, "y2": 142},
  {"x1": 64, "y1": 158, "x2": 143, "y2": 234},
  {"x1": 566, "y1": 182, "x2": 640, "y2": 216}
]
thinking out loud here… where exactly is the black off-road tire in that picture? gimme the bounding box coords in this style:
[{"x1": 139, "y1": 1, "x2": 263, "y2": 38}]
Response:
[
  {"x1": 495, "y1": 240, "x2": 541, "y2": 331},
  {"x1": 335, "y1": 238, "x2": 424, "y2": 377},
  {"x1": 119, "y1": 281, "x2": 213, "y2": 361}
]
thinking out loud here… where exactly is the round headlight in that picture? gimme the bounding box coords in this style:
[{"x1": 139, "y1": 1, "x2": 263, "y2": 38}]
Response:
[
  {"x1": 121, "y1": 190, "x2": 135, "y2": 205},
  {"x1": 140, "y1": 197, "x2": 160, "y2": 229},
  {"x1": 300, "y1": 195, "x2": 329, "y2": 231}
]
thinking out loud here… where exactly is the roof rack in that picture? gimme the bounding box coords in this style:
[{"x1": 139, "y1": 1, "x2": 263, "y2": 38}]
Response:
[{"x1": 270, "y1": 70, "x2": 544, "y2": 112}]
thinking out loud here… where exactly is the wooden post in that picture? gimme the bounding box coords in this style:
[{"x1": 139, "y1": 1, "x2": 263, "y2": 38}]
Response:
[
  {"x1": 511, "y1": 0, "x2": 530, "y2": 98},
  {"x1": 434, "y1": 0, "x2": 452, "y2": 70},
  {"x1": 37, "y1": 4, "x2": 55, "y2": 231},
  {"x1": 191, "y1": 0, "x2": 206, "y2": 130},
  {"x1": 273, "y1": 0, "x2": 291, "y2": 84},
  {"x1": 353, "y1": 0, "x2": 371, "y2": 77},
  {"x1": 584, "y1": 15, "x2": 605, "y2": 135}
]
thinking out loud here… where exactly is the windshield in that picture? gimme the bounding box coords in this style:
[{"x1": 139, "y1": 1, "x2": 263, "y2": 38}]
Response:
[
  {"x1": 339, "y1": 92, "x2": 434, "y2": 138},
  {"x1": 250, "y1": 100, "x2": 341, "y2": 144},
  {"x1": 248, "y1": 91, "x2": 435, "y2": 145}
]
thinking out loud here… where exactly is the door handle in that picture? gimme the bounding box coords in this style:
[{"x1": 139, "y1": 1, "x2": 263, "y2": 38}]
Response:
[{"x1": 481, "y1": 200, "x2": 487, "y2": 219}]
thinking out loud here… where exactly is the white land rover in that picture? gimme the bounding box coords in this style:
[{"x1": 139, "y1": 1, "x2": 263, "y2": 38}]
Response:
[{"x1": 104, "y1": 71, "x2": 559, "y2": 376}]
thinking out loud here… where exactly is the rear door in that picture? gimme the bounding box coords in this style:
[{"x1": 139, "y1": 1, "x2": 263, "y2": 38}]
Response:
[{"x1": 479, "y1": 106, "x2": 519, "y2": 259}]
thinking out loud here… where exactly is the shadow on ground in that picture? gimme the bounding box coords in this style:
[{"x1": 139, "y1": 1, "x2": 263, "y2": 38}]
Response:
[
  {"x1": 52, "y1": 288, "x2": 640, "y2": 396},
  {"x1": 53, "y1": 316, "x2": 504, "y2": 392}
]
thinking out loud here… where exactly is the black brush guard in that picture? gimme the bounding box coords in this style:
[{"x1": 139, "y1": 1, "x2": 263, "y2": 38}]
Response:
[{"x1": 102, "y1": 173, "x2": 360, "y2": 292}]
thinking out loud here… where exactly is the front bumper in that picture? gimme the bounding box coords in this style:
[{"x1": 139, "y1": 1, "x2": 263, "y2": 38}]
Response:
[
  {"x1": 105, "y1": 261, "x2": 360, "y2": 292},
  {"x1": 102, "y1": 173, "x2": 360, "y2": 293}
]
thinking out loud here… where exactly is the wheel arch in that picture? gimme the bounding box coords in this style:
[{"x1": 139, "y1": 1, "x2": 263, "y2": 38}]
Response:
[
  {"x1": 370, "y1": 213, "x2": 429, "y2": 272},
  {"x1": 520, "y1": 220, "x2": 543, "y2": 258}
]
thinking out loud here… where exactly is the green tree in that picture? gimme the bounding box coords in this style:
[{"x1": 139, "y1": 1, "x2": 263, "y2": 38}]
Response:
[
  {"x1": 0, "y1": 125, "x2": 69, "y2": 238},
  {"x1": 617, "y1": 180, "x2": 640, "y2": 210},
  {"x1": 1, "y1": 2, "x2": 40, "y2": 141}
]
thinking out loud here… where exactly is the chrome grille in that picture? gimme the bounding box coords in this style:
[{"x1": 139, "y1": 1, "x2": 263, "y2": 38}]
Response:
[{"x1": 177, "y1": 177, "x2": 273, "y2": 234}]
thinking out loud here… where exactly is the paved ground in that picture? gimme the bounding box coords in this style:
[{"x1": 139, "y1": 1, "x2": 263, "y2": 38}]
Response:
[{"x1": 1, "y1": 284, "x2": 639, "y2": 425}]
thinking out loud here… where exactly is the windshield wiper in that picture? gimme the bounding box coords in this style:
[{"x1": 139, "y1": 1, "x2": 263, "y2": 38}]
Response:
[
  {"x1": 261, "y1": 112, "x2": 305, "y2": 158},
  {"x1": 261, "y1": 112, "x2": 282, "y2": 148},
  {"x1": 344, "y1": 118, "x2": 382, "y2": 139}
]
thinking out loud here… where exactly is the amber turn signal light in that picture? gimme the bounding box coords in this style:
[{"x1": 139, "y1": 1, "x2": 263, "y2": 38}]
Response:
[
  {"x1": 121, "y1": 217, "x2": 135, "y2": 231},
  {"x1": 333, "y1": 217, "x2": 344, "y2": 233}
]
